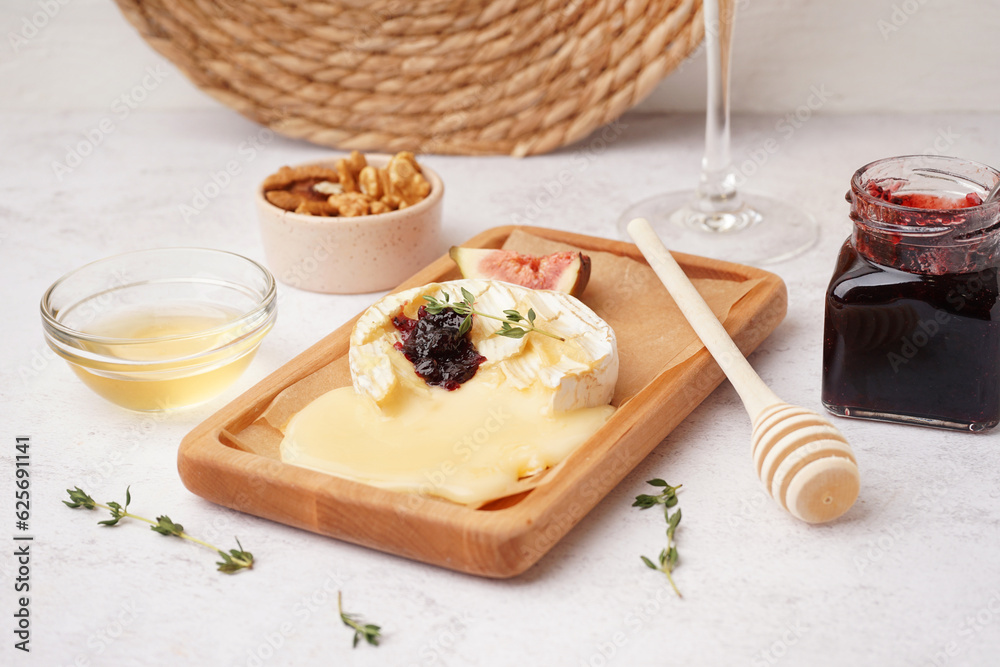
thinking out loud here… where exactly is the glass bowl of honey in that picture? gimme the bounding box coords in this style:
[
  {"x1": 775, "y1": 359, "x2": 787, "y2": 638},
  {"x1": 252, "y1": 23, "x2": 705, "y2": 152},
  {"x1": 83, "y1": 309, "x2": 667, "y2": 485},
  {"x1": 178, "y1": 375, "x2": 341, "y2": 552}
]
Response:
[{"x1": 40, "y1": 248, "x2": 277, "y2": 412}]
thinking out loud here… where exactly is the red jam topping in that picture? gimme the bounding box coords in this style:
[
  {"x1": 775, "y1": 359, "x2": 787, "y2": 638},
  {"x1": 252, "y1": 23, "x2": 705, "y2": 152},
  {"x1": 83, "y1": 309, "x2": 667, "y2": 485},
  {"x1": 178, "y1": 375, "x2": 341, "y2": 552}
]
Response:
[
  {"x1": 850, "y1": 179, "x2": 998, "y2": 276},
  {"x1": 866, "y1": 182, "x2": 983, "y2": 210},
  {"x1": 392, "y1": 305, "x2": 486, "y2": 391}
]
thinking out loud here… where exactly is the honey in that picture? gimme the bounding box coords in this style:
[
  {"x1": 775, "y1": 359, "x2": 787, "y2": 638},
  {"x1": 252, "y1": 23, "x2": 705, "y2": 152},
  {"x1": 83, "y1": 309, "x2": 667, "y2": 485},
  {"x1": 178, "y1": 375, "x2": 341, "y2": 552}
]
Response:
[
  {"x1": 66, "y1": 305, "x2": 269, "y2": 412},
  {"x1": 41, "y1": 248, "x2": 277, "y2": 412}
]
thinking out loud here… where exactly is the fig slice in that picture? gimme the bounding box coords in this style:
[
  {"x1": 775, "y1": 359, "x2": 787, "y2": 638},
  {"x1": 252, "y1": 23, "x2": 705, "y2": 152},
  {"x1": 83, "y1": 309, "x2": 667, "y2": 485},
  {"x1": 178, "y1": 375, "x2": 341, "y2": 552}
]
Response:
[{"x1": 449, "y1": 247, "x2": 591, "y2": 297}]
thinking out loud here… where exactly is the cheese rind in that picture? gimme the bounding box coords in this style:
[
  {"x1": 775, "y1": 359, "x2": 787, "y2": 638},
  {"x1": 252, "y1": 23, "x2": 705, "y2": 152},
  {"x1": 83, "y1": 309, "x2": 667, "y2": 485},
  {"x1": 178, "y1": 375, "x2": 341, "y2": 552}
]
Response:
[{"x1": 348, "y1": 279, "x2": 618, "y2": 413}]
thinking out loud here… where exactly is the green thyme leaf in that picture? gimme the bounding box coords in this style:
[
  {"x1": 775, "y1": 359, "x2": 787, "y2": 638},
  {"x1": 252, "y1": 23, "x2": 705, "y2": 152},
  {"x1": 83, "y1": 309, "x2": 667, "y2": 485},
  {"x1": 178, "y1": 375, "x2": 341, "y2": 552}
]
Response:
[
  {"x1": 421, "y1": 292, "x2": 565, "y2": 342},
  {"x1": 151, "y1": 515, "x2": 184, "y2": 537},
  {"x1": 98, "y1": 500, "x2": 126, "y2": 526},
  {"x1": 496, "y1": 327, "x2": 527, "y2": 339},
  {"x1": 631, "y1": 495, "x2": 657, "y2": 509},
  {"x1": 63, "y1": 487, "x2": 96, "y2": 510},
  {"x1": 216, "y1": 538, "x2": 254, "y2": 573},
  {"x1": 635, "y1": 479, "x2": 684, "y2": 598},
  {"x1": 64, "y1": 485, "x2": 253, "y2": 575},
  {"x1": 339, "y1": 592, "x2": 382, "y2": 648}
]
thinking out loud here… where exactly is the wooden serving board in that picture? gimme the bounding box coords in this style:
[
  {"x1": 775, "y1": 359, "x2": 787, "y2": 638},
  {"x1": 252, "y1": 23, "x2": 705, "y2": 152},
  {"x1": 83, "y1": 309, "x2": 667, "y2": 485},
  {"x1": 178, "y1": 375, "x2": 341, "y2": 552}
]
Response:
[{"x1": 178, "y1": 226, "x2": 787, "y2": 578}]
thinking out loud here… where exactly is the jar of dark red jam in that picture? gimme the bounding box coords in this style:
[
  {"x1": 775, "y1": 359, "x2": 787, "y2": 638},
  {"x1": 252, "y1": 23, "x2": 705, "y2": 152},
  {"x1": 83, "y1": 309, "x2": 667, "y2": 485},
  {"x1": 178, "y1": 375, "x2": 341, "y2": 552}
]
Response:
[{"x1": 822, "y1": 155, "x2": 1000, "y2": 431}]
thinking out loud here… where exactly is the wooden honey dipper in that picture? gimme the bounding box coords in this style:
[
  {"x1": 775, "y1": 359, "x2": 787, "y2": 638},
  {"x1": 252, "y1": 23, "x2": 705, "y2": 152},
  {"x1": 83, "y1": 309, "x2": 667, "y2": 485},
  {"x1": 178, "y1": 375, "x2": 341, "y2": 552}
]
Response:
[{"x1": 628, "y1": 218, "x2": 860, "y2": 523}]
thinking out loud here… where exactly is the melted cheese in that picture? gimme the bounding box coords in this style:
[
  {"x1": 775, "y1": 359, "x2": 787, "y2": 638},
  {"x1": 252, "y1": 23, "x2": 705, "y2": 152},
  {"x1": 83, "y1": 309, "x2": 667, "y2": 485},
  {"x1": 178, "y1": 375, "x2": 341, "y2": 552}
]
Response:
[
  {"x1": 280, "y1": 375, "x2": 614, "y2": 505},
  {"x1": 280, "y1": 279, "x2": 618, "y2": 506}
]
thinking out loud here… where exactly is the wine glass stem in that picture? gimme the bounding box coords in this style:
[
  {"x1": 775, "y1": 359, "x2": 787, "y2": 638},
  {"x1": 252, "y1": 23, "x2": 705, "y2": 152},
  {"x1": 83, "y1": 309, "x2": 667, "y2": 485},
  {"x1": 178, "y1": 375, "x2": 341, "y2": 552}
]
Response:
[{"x1": 698, "y1": 0, "x2": 740, "y2": 212}]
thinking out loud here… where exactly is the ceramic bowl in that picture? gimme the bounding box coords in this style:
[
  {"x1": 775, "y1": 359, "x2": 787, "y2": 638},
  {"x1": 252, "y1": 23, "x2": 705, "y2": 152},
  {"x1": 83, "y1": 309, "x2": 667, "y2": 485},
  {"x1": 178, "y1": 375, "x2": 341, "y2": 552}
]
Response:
[{"x1": 255, "y1": 154, "x2": 444, "y2": 294}]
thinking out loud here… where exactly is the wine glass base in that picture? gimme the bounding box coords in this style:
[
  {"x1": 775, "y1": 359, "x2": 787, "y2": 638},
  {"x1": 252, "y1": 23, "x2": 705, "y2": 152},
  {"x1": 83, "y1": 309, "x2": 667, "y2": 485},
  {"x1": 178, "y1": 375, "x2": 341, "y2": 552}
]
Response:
[{"x1": 617, "y1": 190, "x2": 819, "y2": 266}]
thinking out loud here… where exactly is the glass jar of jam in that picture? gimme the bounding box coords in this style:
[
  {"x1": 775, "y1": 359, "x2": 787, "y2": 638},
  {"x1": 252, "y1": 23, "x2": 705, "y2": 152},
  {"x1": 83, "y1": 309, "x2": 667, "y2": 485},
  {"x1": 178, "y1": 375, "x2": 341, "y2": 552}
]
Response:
[{"x1": 822, "y1": 155, "x2": 1000, "y2": 431}]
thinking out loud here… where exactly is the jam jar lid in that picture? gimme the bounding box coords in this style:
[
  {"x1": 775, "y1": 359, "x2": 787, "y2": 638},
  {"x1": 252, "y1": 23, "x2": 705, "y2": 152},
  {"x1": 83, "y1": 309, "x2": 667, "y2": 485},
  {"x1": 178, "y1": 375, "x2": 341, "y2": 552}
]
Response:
[{"x1": 849, "y1": 155, "x2": 1000, "y2": 274}]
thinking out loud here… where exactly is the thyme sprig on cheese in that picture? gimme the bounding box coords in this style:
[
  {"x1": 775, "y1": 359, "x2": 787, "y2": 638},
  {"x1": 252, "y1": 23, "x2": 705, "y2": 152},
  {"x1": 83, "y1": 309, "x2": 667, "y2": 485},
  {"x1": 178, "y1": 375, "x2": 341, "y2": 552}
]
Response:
[
  {"x1": 423, "y1": 288, "x2": 565, "y2": 341},
  {"x1": 64, "y1": 486, "x2": 254, "y2": 574}
]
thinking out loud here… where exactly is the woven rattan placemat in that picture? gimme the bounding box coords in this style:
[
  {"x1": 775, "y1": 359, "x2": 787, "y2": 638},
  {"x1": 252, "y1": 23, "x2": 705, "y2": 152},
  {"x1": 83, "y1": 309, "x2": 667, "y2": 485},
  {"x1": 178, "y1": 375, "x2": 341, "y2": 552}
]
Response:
[{"x1": 114, "y1": 0, "x2": 703, "y2": 156}]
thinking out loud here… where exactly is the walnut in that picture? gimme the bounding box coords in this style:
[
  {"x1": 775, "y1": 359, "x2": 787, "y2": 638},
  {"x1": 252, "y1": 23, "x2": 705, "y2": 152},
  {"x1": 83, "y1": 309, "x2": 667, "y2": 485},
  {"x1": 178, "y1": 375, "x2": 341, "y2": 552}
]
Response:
[
  {"x1": 263, "y1": 165, "x2": 339, "y2": 191},
  {"x1": 345, "y1": 150, "x2": 367, "y2": 175},
  {"x1": 263, "y1": 151, "x2": 430, "y2": 217},
  {"x1": 393, "y1": 151, "x2": 422, "y2": 173},
  {"x1": 358, "y1": 166, "x2": 383, "y2": 200},
  {"x1": 265, "y1": 190, "x2": 304, "y2": 211},
  {"x1": 336, "y1": 158, "x2": 359, "y2": 193},
  {"x1": 294, "y1": 199, "x2": 339, "y2": 216},
  {"x1": 336, "y1": 150, "x2": 368, "y2": 194},
  {"x1": 328, "y1": 191, "x2": 371, "y2": 217},
  {"x1": 386, "y1": 154, "x2": 431, "y2": 206},
  {"x1": 312, "y1": 180, "x2": 343, "y2": 196}
]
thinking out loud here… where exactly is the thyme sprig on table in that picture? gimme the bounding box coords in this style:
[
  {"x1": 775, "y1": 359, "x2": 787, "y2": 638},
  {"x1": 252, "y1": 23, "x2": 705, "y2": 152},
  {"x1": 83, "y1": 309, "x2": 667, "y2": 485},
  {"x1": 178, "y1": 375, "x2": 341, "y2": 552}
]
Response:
[
  {"x1": 338, "y1": 591, "x2": 382, "y2": 648},
  {"x1": 422, "y1": 288, "x2": 565, "y2": 341},
  {"x1": 633, "y1": 479, "x2": 683, "y2": 598},
  {"x1": 64, "y1": 486, "x2": 253, "y2": 574}
]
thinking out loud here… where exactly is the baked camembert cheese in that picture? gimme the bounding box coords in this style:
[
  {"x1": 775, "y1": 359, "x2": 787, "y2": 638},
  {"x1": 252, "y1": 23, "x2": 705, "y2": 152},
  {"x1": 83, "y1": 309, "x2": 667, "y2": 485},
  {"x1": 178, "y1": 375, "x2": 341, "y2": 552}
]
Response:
[{"x1": 279, "y1": 279, "x2": 618, "y2": 505}]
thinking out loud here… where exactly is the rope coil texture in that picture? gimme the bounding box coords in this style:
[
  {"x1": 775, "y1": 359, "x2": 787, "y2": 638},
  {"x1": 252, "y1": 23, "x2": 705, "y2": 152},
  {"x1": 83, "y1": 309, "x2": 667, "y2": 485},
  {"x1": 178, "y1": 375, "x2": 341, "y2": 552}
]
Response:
[{"x1": 114, "y1": 0, "x2": 704, "y2": 156}]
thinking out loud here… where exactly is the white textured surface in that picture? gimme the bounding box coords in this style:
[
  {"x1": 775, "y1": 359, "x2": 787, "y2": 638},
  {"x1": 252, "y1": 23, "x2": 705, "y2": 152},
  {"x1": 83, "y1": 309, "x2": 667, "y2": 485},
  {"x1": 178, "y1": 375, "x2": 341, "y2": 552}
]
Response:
[
  {"x1": 2, "y1": 109, "x2": 1000, "y2": 666},
  {"x1": 2, "y1": 0, "x2": 1000, "y2": 114}
]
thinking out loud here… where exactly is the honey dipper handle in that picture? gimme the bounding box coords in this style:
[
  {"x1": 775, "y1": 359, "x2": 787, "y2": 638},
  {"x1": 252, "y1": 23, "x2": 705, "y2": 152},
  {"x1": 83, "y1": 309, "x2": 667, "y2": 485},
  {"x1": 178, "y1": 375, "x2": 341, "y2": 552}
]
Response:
[{"x1": 627, "y1": 218, "x2": 782, "y2": 420}]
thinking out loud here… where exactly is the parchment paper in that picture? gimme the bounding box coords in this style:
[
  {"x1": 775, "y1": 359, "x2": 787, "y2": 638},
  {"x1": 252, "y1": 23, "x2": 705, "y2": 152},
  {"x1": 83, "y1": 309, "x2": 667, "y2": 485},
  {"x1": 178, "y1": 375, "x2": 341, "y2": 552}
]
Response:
[{"x1": 229, "y1": 230, "x2": 761, "y2": 469}]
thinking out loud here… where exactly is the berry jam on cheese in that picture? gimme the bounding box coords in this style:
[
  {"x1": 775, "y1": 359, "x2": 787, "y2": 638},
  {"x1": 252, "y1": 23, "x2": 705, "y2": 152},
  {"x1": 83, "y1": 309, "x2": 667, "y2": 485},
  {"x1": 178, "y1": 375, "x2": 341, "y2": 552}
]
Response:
[{"x1": 393, "y1": 306, "x2": 486, "y2": 390}]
